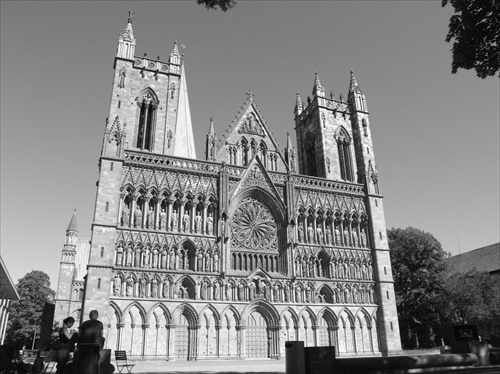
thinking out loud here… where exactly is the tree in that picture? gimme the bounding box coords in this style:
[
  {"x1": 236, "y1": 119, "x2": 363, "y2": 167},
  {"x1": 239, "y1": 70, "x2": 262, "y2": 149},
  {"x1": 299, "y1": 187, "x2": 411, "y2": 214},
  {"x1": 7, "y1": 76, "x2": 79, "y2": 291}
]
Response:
[
  {"x1": 197, "y1": 0, "x2": 236, "y2": 12},
  {"x1": 388, "y1": 227, "x2": 448, "y2": 348},
  {"x1": 442, "y1": 0, "x2": 500, "y2": 78},
  {"x1": 6, "y1": 271, "x2": 55, "y2": 348},
  {"x1": 441, "y1": 270, "x2": 500, "y2": 345}
]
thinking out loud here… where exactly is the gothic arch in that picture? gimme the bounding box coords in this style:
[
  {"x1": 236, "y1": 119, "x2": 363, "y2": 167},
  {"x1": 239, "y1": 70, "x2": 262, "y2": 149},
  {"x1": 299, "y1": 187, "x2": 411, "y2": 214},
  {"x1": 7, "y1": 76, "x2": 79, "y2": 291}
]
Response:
[
  {"x1": 146, "y1": 302, "x2": 172, "y2": 325},
  {"x1": 334, "y1": 126, "x2": 351, "y2": 142},
  {"x1": 241, "y1": 299, "x2": 280, "y2": 327},
  {"x1": 298, "y1": 307, "x2": 317, "y2": 327},
  {"x1": 317, "y1": 307, "x2": 338, "y2": 329},
  {"x1": 172, "y1": 303, "x2": 198, "y2": 326},
  {"x1": 121, "y1": 302, "x2": 147, "y2": 325},
  {"x1": 355, "y1": 308, "x2": 372, "y2": 328},
  {"x1": 175, "y1": 275, "x2": 196, "y2": 299},
  {"x1": 220, "y1": 305, "x2": 241, "y2": 326},
  {"x1": 199, "y1": 304, "x2": 221, "y2": 326},
  {"x1": 279, "y1": 307, "x2": 299, "y2": 328},
  {"x1": 337, "y1": 308, "x2": 355, "y2": 328}
]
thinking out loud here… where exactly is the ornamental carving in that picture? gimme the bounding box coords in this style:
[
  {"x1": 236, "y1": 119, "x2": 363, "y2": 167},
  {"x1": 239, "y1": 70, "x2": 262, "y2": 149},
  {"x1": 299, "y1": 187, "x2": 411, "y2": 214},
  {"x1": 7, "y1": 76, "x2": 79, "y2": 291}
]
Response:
[
  {"x1": 231, "y1": 198, "x2": 277, "y2": 251},
  {"x1": 238, "y1": 113, "x2": 265, "y2": 137}
]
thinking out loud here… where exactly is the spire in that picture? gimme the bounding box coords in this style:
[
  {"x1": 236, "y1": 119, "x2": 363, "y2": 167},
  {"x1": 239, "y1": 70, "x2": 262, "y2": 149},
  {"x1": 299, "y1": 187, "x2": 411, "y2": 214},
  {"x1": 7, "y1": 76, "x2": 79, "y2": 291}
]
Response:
[
  {"x1": 312, "y1": 71, "x2": 325, "y2": 97},
  {"x1": 66, "y1": 209, "x2": 78, "y2": 233},
  {"x1": 286, "y1": 132, "x2": 292, "y2": 149},
  {"x1": 174, "y1": 62, "x2": 196, "y2": 159},
  {"x1": 284, "y1": 132, "x2": 296, "y2": 173},
  {"x1": 117, "y1": 11, "x2": 136, "y2": 59},
  {"x1": 170, "y1": 41, "x2": 180, "y2": 59},
  {"x1": 294, "y1": 92, "x2": 303, "y2": 115},
  {"x1": 349, "y1": 69, "x2": 361, "y2": 94},
  {"x1": 208, "y1": 117, "x2": 215, "y2": 136}
]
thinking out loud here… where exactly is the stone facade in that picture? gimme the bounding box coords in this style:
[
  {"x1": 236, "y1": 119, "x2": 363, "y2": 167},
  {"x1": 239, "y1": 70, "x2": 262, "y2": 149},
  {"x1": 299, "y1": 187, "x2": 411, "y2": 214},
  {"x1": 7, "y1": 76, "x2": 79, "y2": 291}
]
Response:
[{"x1": 55, "y1": 15, "x2": 402, "y2": 360}]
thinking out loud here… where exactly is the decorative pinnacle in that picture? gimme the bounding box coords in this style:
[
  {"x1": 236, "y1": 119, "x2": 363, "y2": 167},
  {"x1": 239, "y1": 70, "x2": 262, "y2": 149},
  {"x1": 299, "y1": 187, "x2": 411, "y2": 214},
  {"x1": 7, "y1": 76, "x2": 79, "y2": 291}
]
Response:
[
  {"x1": 171, "y1": 41, "x2": 179, "y2": 56},
  {"x1": 208, "y1": 117, "x2": 215, "y2": 136},
  {"x1": 295, "y1": 92, "x2": 303, "y2": 112},
  {"x1": 349, "y1": 69, "x2": 359, "y2": 93}
]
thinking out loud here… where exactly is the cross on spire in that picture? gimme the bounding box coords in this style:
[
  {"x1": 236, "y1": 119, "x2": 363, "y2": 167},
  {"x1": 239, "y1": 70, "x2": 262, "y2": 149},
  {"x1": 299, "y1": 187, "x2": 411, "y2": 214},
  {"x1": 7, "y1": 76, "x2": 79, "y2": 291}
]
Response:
[
  {"x1": 128, "y1": 10, "x2": 135, "y2": 23},
  {"x1": 246, "y1": 90, "x2": 254, "y2": 101}
]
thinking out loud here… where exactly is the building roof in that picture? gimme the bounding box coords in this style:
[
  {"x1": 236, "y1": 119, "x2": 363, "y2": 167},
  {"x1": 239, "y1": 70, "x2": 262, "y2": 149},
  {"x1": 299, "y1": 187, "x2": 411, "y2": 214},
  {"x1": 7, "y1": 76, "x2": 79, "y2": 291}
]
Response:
[
  {"x1": 0, "y1": 256, "x2": 20, "y2": 300},
  {"x1": 445, "y1": 242, "x2": 500, "y2": 275},
  {"x1": 66, "y1": 209, "x2": 78, "y2": 232}
]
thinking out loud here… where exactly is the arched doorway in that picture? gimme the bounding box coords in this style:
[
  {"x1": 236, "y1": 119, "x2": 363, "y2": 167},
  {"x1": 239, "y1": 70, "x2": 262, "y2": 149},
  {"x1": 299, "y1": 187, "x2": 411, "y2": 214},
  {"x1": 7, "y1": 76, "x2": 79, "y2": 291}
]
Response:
[
  {"x1": 246, "y1": 311, "x2": 268, "y2": 358},
  {"x1": 175, "y1": 314, "x2": 190, "y2": 359}
]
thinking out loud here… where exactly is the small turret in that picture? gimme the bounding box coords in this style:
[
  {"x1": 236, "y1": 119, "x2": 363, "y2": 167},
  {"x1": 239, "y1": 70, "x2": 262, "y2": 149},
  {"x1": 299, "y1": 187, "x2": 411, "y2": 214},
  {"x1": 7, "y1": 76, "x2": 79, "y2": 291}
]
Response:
[
  {"x1": 206, "y1": 117, "x2": 217, "y2": 161},
  {"x1": 116, "y1": 10, "x2": 136, "y2": 59},
  {"x1": 169, "y1": 41, "x2": 180, "y2": 65},
  {"x1": 348, "y1": 69, "x2": 368, "y2": 112},
  {"x1": 312, "y1": 71, "x2": 325, "y2": 97},
  {"x1": 284, "y1": 132, "x2": 296, "y2": 173},
  {"x1": 294, "y1": 92, "x2": 303, "y2": 116},
  {"x1": 65, "y1": 209, "x2": 78, "y2": 245}
]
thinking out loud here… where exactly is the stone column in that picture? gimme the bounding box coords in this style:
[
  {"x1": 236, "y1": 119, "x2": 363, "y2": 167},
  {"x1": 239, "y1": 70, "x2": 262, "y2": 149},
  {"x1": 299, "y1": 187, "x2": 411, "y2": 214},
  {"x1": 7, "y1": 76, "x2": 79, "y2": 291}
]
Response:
[
  {"x1": 167, "y1": 324, "x2": 176, "y2": 361},
  {"x1": 237, "y1": 326, "x2": 247, "y2": 359},
  {"x1": 117, "y1": 323, "x2": 125, "y2": 351},
  {"x1": 142, "y1": 324, "x2": 149, "y2": 357}
]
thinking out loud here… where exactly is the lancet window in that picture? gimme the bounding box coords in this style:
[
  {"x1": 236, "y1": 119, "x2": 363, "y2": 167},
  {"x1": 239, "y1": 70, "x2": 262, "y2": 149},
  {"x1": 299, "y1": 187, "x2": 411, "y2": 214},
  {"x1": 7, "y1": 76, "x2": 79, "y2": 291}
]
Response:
[
  {"x1": 136, "y1": 89, "x2": 158, "y2": 151},
  {"x1": 336, "y1": 127, "x2": 354, "y2": 182}
]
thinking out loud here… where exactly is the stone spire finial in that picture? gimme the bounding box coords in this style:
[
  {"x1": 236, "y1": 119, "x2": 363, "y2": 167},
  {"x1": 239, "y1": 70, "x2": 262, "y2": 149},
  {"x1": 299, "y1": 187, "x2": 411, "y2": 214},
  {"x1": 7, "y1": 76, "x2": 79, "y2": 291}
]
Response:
[
  {"x1": 208, "y1": 117, "x2": 215, "y2": 136},
  {"x1": 246, "y1": 90, "x2": 254, "y2": 102},
  {"x1": 127, "y1": 9, "x2": 135, "y2": 24},
  {"x1": 171, "y1": 41, "x2": 180, "y2": 57},
  {"x1": 349, "y1": 69, "x2": 361, "y2": 93},
  {"x1": 312, "y1": 71, "x2": 325, "y2": 96},
  {"x1": 294, "y1": 92, "x2": 303, "y2": 115},
  {"x1": 66, "y1": 209, "x2": 78, "y2": 233},
  {"x1": 117, "y1": 11, "x2": 136, "y2": 59}
]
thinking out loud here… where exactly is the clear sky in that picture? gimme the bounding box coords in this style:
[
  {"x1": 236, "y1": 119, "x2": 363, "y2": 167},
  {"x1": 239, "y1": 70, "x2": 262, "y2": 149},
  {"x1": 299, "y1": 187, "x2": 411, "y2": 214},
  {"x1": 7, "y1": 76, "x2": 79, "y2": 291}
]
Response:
[{"x1": 1, "y1": 1, "x2": 499, "y2": 289}]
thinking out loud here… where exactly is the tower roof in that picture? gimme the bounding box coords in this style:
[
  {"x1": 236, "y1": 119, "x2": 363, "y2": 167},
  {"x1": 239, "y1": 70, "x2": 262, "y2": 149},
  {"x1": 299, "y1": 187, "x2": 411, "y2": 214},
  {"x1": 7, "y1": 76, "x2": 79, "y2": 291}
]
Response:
[
  {"x1": 349, "y1": 69, "x2": 361, "y2": 93},
  {"x1": 66, "y1": 209, "x2": 78, "y2": 233},
  {"x1": 173, "y1": 62, "x2": 197, "y2": 159},
  {"x1": 312, "y1": 72, "x2": 324, "y2": 96},
  {"x1": 294, "y1": 92, "x2": 303, "y2": 114}
]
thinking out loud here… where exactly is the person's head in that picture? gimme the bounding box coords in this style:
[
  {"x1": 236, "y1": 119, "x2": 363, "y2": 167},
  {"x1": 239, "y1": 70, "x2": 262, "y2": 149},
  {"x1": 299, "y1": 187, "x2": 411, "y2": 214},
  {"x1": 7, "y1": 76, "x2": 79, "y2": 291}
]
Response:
[
  {"x1": 63, "y1": 316, "x2": 75, "y2": 328},
  {"x1": 89, "y1": 310, "x2": 99, "y2": 320}
]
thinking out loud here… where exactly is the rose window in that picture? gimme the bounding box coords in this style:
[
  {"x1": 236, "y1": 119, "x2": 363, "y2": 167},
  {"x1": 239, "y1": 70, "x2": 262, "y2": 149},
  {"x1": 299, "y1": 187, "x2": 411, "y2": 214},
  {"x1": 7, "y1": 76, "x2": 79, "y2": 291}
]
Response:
[{"x1": 231, "y1": 198, "x2": 277, "y2": 251}]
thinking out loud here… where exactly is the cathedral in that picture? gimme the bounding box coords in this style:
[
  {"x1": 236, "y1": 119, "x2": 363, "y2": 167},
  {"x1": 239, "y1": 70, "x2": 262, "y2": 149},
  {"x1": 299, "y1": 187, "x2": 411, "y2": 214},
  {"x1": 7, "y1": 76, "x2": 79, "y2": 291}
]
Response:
[{"x1": 54, "y1": 14, "x2": 402, "y2": 360}]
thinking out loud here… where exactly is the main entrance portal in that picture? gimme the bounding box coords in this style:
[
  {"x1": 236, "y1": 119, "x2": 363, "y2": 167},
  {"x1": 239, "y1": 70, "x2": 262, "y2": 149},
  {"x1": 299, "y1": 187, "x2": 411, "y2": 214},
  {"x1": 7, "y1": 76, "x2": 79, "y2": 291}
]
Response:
[
  {"x1": 246, "y1": 311, "x2": 268, "y2": 358},
  {"x1": 175, "y1": 314, "x2": 189, "y2": 359}
]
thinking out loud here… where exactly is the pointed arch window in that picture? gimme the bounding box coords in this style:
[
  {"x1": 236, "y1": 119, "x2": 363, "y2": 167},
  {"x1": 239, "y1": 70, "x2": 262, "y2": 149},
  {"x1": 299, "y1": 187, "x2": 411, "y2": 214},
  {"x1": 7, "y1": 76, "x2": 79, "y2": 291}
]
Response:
[
  {"x1": 336, "y1": 127, "x2": 354, "y2": 182},
  {"x1": 305, "y1": 134, "x2": 317, "y2": 177},
  {"x1": 136, "y1": 90, "x2": 158, "y2": 151}
]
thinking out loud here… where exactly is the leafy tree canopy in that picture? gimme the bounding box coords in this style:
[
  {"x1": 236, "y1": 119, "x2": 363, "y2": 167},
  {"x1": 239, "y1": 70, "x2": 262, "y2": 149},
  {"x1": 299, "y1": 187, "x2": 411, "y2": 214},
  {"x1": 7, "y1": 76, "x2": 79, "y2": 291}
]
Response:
[
  {"x1": 442, "y1": 270, "x2": 500, "y2": 343},
  {"x1": 388, "y1": 227, "x2": 448, "y2": 347},
  {"x1": 197, "y1": 0, "x2": 236, "y2": 12},
  {"x1": 442, "y1": 0, "x2": 500, "y2": 78},
  {"x1": 6, "y1": 271, "x2": 55, "y2": 347}
]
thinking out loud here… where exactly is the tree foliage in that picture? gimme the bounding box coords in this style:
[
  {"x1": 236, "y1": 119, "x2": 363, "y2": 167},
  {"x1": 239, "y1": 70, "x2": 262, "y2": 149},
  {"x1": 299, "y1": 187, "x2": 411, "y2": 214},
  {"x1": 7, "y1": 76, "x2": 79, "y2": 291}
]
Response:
[
  {"x1": 442, "y1": 0, "x2": 500, "y2": 78},
  {"x1": 441, "y1": 270, "x2": 500, "y2": 344},
  {"x1": 6, "y1": 271, "x2": 55, "y2": 347},
  {"x1": 388, "y1": 227, "x2": 448, "y2": 348},
  {"x1": 197, "y1": 0, "x2": 236, "y2": 12}
]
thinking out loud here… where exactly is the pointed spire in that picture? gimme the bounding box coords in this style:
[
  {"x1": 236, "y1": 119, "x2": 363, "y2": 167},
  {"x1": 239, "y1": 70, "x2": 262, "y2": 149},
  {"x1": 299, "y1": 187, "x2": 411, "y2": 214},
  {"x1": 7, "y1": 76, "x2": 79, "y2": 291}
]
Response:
[
  {"x1": 174, "y1": 62, "x2": 196, "y2": 159},
  {"x1": 208, "y1": 117, "x2": 215, "y2": 136},
  {"x1": 171, "y1": 41, "x2": 180, "y2": 57},
  {"x1": 66, "y1": 209, "x2": 78, "y2": 233},
  {"x1": 312, "y1": 71, "x2": 325, "y2": 96},
  {"x1": 294, "y1": 92, "x2": 303, "y2": 115},
  {"x1": 286, "y1": 132, "x2": 292, "y2": 149},
  {"x1": 349, "y1": 69, "x2": 361, "y2": 93}
]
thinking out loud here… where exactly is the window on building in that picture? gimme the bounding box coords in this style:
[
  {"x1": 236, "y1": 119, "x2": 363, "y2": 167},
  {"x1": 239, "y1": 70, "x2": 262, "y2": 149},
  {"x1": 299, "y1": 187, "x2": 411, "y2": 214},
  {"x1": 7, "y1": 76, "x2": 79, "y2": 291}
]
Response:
[
  {"x1": 136, "y1": 90, "x2": 158, "y2": 151},
  {"x1": 336, "y1": 127, "x2": 354, "y2": 182}
]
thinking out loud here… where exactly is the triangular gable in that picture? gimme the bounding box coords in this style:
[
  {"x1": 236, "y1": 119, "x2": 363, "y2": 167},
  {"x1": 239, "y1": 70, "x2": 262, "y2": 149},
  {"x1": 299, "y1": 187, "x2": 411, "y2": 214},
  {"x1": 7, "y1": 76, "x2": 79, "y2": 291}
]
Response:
[
  {"x1": 247, "y1": 267, "x2": 272, "y2": 281},
  {"x1": 230, "y1": 155, "x2": 284, "y2": 207},
  {"x1": 216, "y1": 96, "x2": 287, "y2": 167}
]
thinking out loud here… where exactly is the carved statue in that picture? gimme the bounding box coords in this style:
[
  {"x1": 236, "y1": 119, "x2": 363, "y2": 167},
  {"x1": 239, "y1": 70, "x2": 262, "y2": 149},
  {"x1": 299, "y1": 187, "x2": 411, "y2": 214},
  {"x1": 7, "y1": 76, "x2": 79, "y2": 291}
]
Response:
[
  {"x1": 306, "y1": 287, "x2": 311, "y2": 303},
  {"x1": 307, "y1": 223, "x2": 314, "y2": 244},
  {"x1": 159, "y1": 209, "x2": 167, "y2": 230},
  {"x1": 298, "y1": 224, "x2": 304, "y2": 242},
  {"x1": 360, "y1": 229, "x2": 367, "y2": 247},
  {"x1": 249, "y1": 282, "x2": 256, "y2": 300},
  {"x1": 134, "y1": 206, "x2": 143, "y2": 228},
  {"x1": 171, "y1": 210, "x2": 178, "y2": 231},
  {"x1": 152, "y1": 248, "x2": 159, "y2": 268},
  {"x1": 273, "y1": 286, "x2": 279, "y2": 302},
  {"x1": 207, "y1": 213, "x2": 214, "y2": 235},
  {"x1": 284, "y1": 285, "x2": 290, "y2": 302},
  {"x1": 335, "y1": 227, "x2": 341, "y2": 244},
  {"x1": 295, "y1": 287, "x2": 301, "y2": 303},
  {"x1": 343, "y1": 228, "x2": 350, "y2": 246},
  {"x1": 214, "y1": 282, "x2": 220, "y2": 300},
  {"x1": 225, "y1": 283, "x2": 232, "y2": 301},
  {"x1": 201, "y1": 282, "x2": 207, "y2": 300},
  {"x1": 326, "y1": 227, "x2": 333, "y2": 244},
  {"x1": 116, "y1": 244, "x2": 124, "y2": 266},
  {"x1": 151, "y1": 279, "x2": 158, "y2": 298},
  {"x1": 143, "y1": 247, "x2": 150, "y2": 267},
  {"x1": 316, "y1": 226, "x2": 323, "y2": 244},
  {"x1": 147, "y1": 207, "x2": 154, "y2": 229},
  {"x1": 134, "y1": 247, "x2": 141, "y2": 267},
  {"x1": 238, "y1": 284, "x2": 244, "y2": 301},
  {"x1": 139, "y1": 278, "x2": 146, "y2": 298},
  {"x1": 213, "y1": 252, "x2": 219, "y2": 272},
  {"x1": 113, "y1": 274, "x2": 121, "y2": 296},
  {"x1": 125, "y1": 245, "x2": 133, "y2": 266},
  {"x1": 118, "y1": 66, "x2": 126, "y2": 88},
  {"x1": 163, "y1": 280, "x2": 170, "y2": 299},
  {"x1": 161, "y1": 249, "x2": 167, "y2": 269},
  {"x1": 169, "y1": 250, "x2": 175, "y2": 269},
  {"x1": 194, "y1": 211, "x2": 202, "y2": 233},
  {"x1": 352, "y1": 230, "x2": 359, "y2": 247},
  {"x1": 183, "y1": 211, "x2": 190, "y2": 232},
  {"x1": 126, "y1": 276, "x2": 133, "y2": 297},
  {"x1": 122, "y1": 204, "x2": 130, "y2": 227},
  {"x1": 197, "y1": 252, "x2": 203, "y2": 272}
]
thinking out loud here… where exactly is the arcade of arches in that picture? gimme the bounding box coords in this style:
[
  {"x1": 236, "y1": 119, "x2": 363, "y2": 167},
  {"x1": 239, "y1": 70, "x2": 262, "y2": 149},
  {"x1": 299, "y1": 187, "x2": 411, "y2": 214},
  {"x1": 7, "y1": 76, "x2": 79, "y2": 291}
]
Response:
[{"x1": 104, "y1": 300, "x2": 379, "y2": 360}]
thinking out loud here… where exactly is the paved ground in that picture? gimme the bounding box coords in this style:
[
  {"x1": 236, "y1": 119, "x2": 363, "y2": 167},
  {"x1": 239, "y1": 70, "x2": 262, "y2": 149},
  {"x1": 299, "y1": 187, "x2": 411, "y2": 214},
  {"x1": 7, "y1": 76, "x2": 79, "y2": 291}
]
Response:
[{"x1": 130, "y1": 358, "x2": 285, "y2": 373}]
